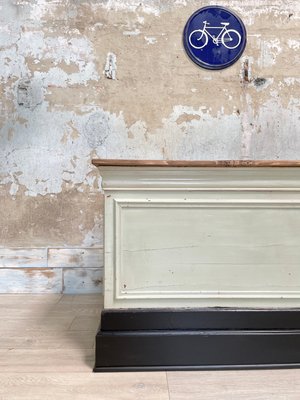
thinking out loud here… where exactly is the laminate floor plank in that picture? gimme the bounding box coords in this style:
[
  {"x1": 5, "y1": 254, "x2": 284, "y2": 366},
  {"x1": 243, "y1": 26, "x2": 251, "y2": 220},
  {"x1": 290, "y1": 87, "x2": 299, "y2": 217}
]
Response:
[
  {"x1": 48, "y1": 303, "x2": 103, "y2": 317},
  {"x1": 0, "y1": 330, "x2": 95, "y2": 350},
  {"x1": 0, "y1": 294, "x2": 62, "y2": 305},
  {"x1": 0, "y1": 349, "x2": 94, "y2": 372},
  {"x1": 0, "y1": 316, "x2": 74, "y2": 332},
  {"x1": 0, "y1": 304, "x2": 102, "y2": 319},
  {"x1": 69, "y1": 316, "x2": 99, "y2": 331},
  {"x1": 2, "y1": 294, "x2": 299, "y2": 400},
  {"x1": 167, "y1": 370, "x2": 300, "y2": 400},
  {"x1": 0, "y1": 372, "x2": 169, "y2": 400},
  {"x1": 57, "y1": 294, "x2": 103, "y2": 305}
]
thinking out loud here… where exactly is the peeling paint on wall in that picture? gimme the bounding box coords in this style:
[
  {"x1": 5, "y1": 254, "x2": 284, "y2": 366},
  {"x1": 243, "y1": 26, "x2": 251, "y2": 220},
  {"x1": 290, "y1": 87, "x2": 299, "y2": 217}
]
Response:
[
  {"x1": 0, "y1": 0, "x2": 300, "y2": 292},
  {"x1": 17, "y1": 78, "x2": 44, "y2": 109}
]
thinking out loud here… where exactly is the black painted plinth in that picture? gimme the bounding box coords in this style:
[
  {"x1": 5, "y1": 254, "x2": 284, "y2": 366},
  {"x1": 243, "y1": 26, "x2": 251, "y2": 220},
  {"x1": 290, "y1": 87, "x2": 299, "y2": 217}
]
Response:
[{"x1": 94, "y1": 308, "x2": 300, "y2": 372}]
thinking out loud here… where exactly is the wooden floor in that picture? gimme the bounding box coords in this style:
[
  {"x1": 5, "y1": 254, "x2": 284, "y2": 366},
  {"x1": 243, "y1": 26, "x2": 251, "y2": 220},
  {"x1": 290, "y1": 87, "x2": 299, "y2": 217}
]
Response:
[{"x1": 1, "y1": 295, "x2": 300, "y2": 399}]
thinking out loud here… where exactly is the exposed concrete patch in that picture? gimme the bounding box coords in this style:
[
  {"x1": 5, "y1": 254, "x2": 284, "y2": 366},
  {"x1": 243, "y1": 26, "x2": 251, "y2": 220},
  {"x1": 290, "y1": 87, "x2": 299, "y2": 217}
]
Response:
[
  {"x1": 176, "y1": 113, "x2": 201, "y2": 125},
  {"x1": 81, "y1": 215, "x2": 103, "y2": 247},
  {"x1": 0, "y1": 185, "x2": 103, "y2": 247}
]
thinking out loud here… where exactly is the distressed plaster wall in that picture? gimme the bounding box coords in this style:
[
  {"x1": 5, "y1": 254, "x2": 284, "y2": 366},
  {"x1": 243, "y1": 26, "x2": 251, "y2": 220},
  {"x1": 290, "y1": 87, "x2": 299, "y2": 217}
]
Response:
[{"x1": 0, "y1": 0, "x2": 299, "y2": 293}]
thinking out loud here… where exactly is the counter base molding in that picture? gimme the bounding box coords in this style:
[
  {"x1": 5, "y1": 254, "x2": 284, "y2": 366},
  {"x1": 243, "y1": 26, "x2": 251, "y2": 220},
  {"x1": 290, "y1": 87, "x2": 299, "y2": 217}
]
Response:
[
  {"x1": 92, "y1": 161, "x2": 300, "y2": 371},
  {"x1": 94, "y1": 308, "x2": 300, "y2": 372}
]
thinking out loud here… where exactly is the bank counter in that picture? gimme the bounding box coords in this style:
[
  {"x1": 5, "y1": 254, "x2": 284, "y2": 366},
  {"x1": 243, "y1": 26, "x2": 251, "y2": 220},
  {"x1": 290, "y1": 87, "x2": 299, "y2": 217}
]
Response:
[{"x1": 92, "y1": 159, "x2": 300, "y2": 371}]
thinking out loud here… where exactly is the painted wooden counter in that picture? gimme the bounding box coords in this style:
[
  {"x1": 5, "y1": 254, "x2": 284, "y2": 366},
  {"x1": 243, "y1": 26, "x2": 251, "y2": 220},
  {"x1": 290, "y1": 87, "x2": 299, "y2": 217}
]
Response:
[
  {"x1": 93, "y1": 160, "x2": 300, "y2": 371},
  {"x1": 93, "y1": 159, "x2": 300, "y2": 309}
]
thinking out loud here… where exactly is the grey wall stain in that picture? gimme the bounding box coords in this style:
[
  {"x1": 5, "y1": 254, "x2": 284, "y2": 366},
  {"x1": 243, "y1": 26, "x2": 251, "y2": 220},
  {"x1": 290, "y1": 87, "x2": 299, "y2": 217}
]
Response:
[
  {"x1": 84, "y1": 112, "x2": 110, "y2": 147},
  {"x1": 253, "y1": 77, "x2": 267, "y2": 87},
  {"x1": 17, "y1": 78, "x2": 43, "y2": 109}
]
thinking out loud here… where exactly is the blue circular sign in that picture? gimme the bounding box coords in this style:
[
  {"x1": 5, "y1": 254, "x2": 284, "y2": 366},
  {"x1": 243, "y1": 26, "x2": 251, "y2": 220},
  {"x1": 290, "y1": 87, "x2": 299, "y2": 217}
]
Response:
[{"x1": 183, "y1": 6, "x2": 247, "y2": 70}]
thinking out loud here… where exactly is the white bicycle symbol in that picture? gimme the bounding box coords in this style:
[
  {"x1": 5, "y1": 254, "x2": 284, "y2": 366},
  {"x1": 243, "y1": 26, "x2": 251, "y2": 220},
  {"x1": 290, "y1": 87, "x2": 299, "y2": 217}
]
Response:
[{"x1": 189, "y1": 21, "x2": 241, "y2": 50}]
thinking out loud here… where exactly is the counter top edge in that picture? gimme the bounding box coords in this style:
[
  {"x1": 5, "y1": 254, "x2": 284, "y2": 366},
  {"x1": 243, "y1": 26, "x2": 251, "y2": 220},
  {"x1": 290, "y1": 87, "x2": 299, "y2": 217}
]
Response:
[{"x1": 92, "y1": 160, "x2": 300, "y2": 168}]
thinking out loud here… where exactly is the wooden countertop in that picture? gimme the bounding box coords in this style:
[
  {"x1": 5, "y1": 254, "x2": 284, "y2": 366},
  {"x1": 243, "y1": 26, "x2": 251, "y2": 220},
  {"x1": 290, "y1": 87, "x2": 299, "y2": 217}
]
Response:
[{"x1": 92, "y1": 159, "x2": 300, "y2": 168}]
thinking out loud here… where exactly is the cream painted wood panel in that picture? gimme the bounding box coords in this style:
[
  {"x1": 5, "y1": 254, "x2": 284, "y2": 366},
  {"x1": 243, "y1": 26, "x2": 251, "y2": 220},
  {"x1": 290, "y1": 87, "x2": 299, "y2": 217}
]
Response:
[
  {"x1": 98, "y1": 167, "x2": 300, "y2": 308},
  {"x1": 119, "y1": 205, "x2": 300, "y2": 292}
]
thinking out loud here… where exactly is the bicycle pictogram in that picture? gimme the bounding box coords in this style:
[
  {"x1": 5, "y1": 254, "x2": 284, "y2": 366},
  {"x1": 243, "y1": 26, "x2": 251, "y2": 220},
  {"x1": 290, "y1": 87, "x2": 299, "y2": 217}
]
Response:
[{"x1": 189, "y1": 21, "x2": 241, "y2": 50}]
